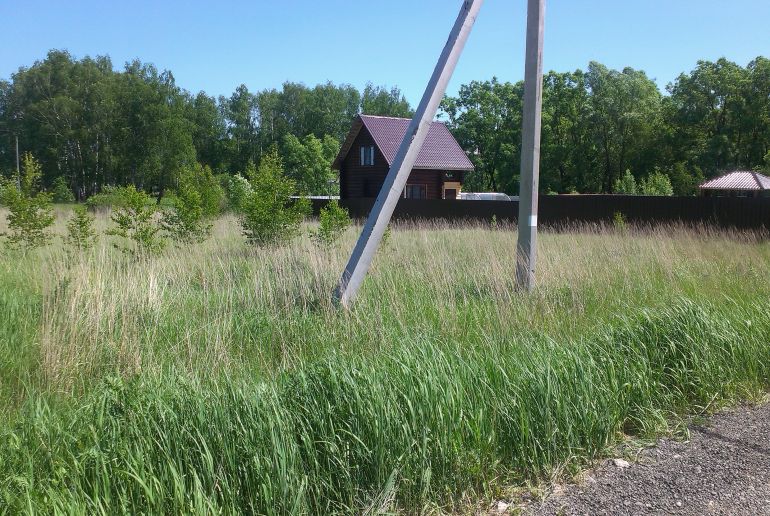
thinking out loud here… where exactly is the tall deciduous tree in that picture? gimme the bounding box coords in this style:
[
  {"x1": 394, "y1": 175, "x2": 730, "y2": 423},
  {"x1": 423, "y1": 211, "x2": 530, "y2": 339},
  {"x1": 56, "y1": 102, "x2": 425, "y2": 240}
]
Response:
[
  {"x1": 361, "y1": 84, "x2": 413, "y2": 118},
  {"x1": 282, "y1": 134, "x2": 340, "y2": 195},
  {"x1": 440, "y1": 78, "x2": 523, "y2": 193},
  {"x1": 585, "y1": 62, "x2": 662, "y2": 192}
]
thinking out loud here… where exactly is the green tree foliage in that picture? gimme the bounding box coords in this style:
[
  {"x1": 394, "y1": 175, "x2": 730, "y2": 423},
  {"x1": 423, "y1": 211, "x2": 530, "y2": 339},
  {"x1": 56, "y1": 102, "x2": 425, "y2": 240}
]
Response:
[
  {"x1": 51, "y1": 176, "x2": 75, "y2": 203},
  {"x1": 282, "y1": 134, "x2": 340, "y2": 195},
  {"x1": 1, "y1": 153, "x2": 55, "y2": 251},
  {"x1": 665, "y1": 58, "x2": 753, "y2": 176},
  {"x1": 222, "y1": 173, "x2": 252, "y2": 213},
  {"x1": 159, "y1": 163, "x2": 220, "y2": 244},
  {"x1": 613, "y1": 170, "x2": 638, "y2": 195},
  {"x1": 85, "y1": 185, "x2": 143, "y2": 210},
  {"x1": 0, "y1": 51, "x2": 410, "y2": 197},
  {"x1": 176, "y1": 164, "x2": 225, "y2": 218},
  {"x1": 442, "y1": 57, "x2": 769, "y2": 195},
  {"x1": 541, "y1": 71, "x2": 595, "y2": 193},
  {"x1": 162, "y1": 182, "x2": 211, "y2": 245},
  {"x1": 360, "y1": 83, "x2": 414, "y2": 118},
  {"x1": 586, "y1": 63, "x2": 663, "y2": 193},
  {"x1": 312, "y1": 200, "x2": 351, "y2": 247},
  {"x1": 665, "y1": 162, "x2": 704, "y2": 196},
  {"x1": 65, "y1": 205, "x2": 97, "y2": 251},
  {"x1": 106, "y1": 186, "x2": 165, "y2": 255},
  {"x1": 639, "y1": 170, "x2": 674, "y2": 196},
  {"x1": 2, "y1": 50, "x2": 767, "y2": 198},
  {"x1": 239, "y1": 149, "x2": 310, "y2": 246},
  {"x1": 440, "y1": 78, "x2": 522, "y2": 192}
]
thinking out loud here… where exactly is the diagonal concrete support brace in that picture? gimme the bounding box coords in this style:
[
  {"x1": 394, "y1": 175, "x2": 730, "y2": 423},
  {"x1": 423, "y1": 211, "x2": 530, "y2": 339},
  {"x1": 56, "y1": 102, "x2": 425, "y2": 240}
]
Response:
[{"x1": 334, "y1": 0, "x2": 484, "y2": 308}]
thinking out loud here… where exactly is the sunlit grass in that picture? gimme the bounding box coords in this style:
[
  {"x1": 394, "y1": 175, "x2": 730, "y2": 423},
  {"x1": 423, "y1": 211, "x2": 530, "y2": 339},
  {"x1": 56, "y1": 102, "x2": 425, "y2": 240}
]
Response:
[{"x1": 0, "y1": 207, "x2": 769, "y2": 513}]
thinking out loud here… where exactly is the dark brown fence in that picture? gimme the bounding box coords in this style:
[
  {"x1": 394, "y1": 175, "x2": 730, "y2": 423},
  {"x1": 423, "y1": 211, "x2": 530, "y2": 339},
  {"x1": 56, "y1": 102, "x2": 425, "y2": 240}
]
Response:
[{"x1": 310, "y1": 196, "x2": 770, "y2": 230}]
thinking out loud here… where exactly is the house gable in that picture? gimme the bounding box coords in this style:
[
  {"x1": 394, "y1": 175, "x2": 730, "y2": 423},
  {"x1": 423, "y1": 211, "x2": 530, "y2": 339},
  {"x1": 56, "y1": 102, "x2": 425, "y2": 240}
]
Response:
[
  {"x1": 336, "y1": 115, "x2": 474, "y2": 200},
  {"x1": 333, "y1": 115, "x2": 474, "y2": 172}
]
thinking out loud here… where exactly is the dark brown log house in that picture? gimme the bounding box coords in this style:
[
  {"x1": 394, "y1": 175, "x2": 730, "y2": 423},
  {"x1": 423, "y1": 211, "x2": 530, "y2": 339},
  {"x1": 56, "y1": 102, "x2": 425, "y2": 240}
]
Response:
[{"x1": 333, "y1": 115, "x2": 474, "y2": 200}]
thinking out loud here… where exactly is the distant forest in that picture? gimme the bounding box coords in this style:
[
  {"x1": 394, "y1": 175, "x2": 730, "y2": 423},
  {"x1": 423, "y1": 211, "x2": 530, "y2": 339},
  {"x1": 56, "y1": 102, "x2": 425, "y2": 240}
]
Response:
[{"x1": 0, "y1": 50, "x2": 768, "y2": 197}]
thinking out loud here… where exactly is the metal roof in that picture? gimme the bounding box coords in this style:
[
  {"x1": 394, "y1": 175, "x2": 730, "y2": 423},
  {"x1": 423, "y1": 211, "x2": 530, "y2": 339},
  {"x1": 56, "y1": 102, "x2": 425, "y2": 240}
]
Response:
[
  {"x1": 333, "y1": 115, "x2": 475, "y2": 171},
  {"x1": 699, "y1": 171, "x2": 770, "y2": 191}
]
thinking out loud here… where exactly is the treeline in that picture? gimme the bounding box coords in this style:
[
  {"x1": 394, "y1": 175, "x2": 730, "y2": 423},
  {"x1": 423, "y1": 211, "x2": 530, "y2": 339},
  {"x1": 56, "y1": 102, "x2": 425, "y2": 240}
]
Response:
[
  {"x1": 1, "y1": 50, "x2": 768, "y2": 198},
  {"x1": 441, "y1": 58, "x2": 770, "y2": 195},
  {"x1": 0, "y1": 50, "x2": 412, "y2": 199}
]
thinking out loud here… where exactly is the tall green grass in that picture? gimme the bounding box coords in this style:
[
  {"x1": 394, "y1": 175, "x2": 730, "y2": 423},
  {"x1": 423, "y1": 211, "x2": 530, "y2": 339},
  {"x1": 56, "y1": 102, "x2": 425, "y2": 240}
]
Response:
[
  {"x1": 0, "y1": 209, "x2": 769, "y2": 513},
  {"x1": 2, "y1": 300, "x2": 768, "y2": 514}
]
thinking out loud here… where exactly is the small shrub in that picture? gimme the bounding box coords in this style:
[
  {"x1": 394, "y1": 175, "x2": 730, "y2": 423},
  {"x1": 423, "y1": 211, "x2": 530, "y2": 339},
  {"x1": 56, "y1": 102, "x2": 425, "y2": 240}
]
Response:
[
  {"x1": 86, "y1": 186, "x2": 146, "y2": 211},
  {"x1": 312, "y1": 200, "x2": 351, "y2": 246},
  {"x1": 613, "y1": 169, "x2": 638, "y2": 195},
  {"x1": 490, "y1": 214, "x2": 498, "y2": 230},
  {"x1": 613, "y1": 211, "x2": 627, "y2": 233},
  {"x1": 640, "y1": 170, "x2": 674, "y2": 196},
  {"x1": 240, "y1": 149, "x2": 310, "y2": 246},
  {"x1": 162, "y1": 182, "x2": 212, "y2": 244},
  {"x1": 65, "y1": 205, "x2": 97, "y2": 251},
  {"x1": 1, "y1": 153, "x2": 55, "y2": 251},
  {"x1": 51, "y1": 176, "x2": 75, "y2": 203},
  {"x1": 223, "y1": 174, "x2": 252, "y2": 213},
  {"x1": 179, "y1": 164, "x2": 225, "y2": 218},
  {"x1": 106, "y1": 186, "x2": 165, "y2": 255}
]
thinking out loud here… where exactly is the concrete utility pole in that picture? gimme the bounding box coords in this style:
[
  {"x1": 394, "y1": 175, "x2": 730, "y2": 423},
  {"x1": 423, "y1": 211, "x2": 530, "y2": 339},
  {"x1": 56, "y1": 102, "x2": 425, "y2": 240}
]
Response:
[
  {"x1": 515, "y1": 0, "x2": 546, "y2": 291},
  {"x1": 334, "y1": 0, "x2": 484, "y2": 308}
]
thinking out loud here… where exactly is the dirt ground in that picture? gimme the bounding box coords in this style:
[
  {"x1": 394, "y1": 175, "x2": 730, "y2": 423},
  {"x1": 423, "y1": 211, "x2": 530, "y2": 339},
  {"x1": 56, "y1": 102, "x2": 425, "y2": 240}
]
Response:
[{"x1": 510, "y1": 401, "x2": 770, "y2": 515}]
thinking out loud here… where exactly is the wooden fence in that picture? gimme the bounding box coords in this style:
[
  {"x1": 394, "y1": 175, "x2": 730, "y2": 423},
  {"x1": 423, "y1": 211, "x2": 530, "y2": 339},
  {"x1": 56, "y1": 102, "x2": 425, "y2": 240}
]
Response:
[{"x1": 310, "y1": 196, "x2": 770, "y2": 230}]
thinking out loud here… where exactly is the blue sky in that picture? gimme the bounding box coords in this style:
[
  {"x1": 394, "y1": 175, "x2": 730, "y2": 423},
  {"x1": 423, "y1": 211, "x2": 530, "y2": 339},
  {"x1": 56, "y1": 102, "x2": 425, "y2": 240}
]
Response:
[{"x1": 1, "y1": 0, "x2": 768, "y2": 105}]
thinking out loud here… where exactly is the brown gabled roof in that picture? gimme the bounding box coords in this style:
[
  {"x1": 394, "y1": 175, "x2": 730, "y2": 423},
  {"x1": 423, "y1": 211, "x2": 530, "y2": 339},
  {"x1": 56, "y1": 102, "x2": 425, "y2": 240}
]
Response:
[
  {"x1": 333, "y1": 115, "x2": 474, "y2": 171},
  {"x1": 699, "y1": 171, "x2": 770, "y2": 191}
]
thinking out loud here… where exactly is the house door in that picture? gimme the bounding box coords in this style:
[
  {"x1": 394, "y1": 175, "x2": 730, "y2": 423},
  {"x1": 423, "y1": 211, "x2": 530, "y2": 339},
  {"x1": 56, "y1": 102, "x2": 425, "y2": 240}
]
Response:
[{"x1": 443, "y1": 181, "x2": 461, "y2": 200}]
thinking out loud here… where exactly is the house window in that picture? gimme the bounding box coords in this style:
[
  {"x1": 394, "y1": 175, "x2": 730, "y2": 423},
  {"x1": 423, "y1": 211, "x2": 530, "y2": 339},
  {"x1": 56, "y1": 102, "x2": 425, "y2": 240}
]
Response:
[
  {"x1": 360, "y1": 146, "x2": 375, "y2": 166},
  {"x1": 404, "y1": 184, "x2": 427, "y2": 200}
]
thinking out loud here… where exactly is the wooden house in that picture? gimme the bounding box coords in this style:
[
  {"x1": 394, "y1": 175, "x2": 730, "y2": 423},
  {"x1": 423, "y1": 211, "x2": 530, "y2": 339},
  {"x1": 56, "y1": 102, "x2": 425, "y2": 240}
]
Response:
[{"x1": 333, "y1": 115, "x2": 474, "y2": 200}]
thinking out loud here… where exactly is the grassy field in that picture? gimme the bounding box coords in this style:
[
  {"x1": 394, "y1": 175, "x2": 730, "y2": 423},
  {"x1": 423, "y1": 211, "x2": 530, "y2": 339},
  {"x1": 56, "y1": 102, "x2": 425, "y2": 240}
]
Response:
[{"x1": 1, "y1": 207, "x2": 769, "y2": 514}]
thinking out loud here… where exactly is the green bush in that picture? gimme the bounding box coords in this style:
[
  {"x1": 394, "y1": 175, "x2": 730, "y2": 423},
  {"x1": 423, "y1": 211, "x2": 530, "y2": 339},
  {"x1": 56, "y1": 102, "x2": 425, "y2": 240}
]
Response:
[
  {"x1": 64, "y1": 205, "x2": 97, "y2": 251},
  {"x1": 51, "y1": 176, "x2": 75, "y2": 203},
  {"x1": 86, "y1": 185, "x2": 149, "y2": 211},
  {"x1": 240, "y1": 149, "x2": 310, "y2": 246},
  {"x1": 162, "y1": 182, "x2": 212, "y2": 244},
  {"x1": 178, "y1": 164, "x2": 225, "y2": 218},
  {"x1": 0, "y1": 176, "x2": 12, "y2": 207},
  {"x1": 106, "y1": 186, "x2": 165, "y2": 255},
  {"x1": 1, "y1": 153, "x2": 55, "y2": 251},
  {"x1": 613, "y1": 211, "x2": 627, "y2": 232},
  {"x1": 640, "y1": 170, "x2": 674, "y2": 196},
  {"x1": 613, "y1": 169, "x2": 638, "y2": 195},
  {"x1": 222, "y1": 173, "x2": 252, "y2": 213},
  {"x1": 312, "y1": 200, "x2": 351, "y2": 246}
]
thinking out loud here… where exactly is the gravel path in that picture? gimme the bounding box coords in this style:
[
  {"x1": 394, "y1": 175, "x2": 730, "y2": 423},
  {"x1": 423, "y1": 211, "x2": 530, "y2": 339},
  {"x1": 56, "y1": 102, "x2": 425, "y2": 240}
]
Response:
[{"x1": 520, "y1": 401, "x2": 770, "y2": 515}]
